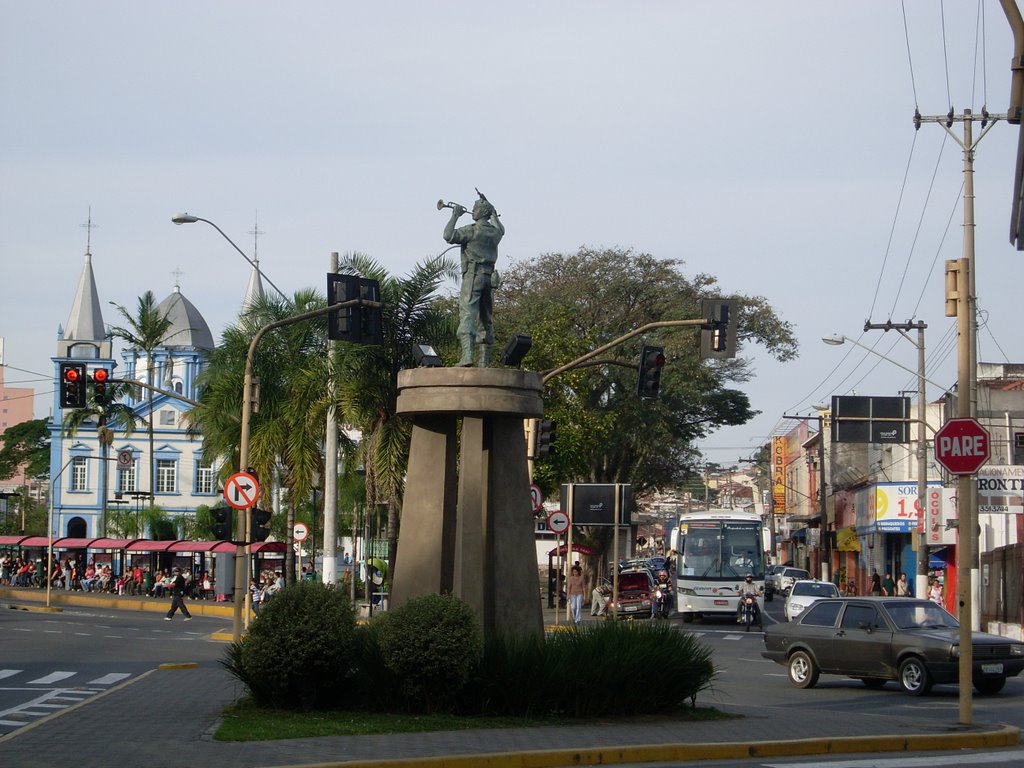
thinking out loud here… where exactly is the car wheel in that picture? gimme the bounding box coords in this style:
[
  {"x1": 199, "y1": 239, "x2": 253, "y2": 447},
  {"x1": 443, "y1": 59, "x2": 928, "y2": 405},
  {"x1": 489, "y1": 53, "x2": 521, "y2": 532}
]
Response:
[
  {"x1": 788, "y1": 650, "x2": 819, "y2": 689},
  {"x1": 681, "y1": 612, "x2": 693, "y2": 623},
  {"x1": 860, "y1": 677, "x2": 887, "y2": 689},
  {"x1": 973, "y1": 677, "x2": 1006, "y2": 695},
  {"x1": 898, "y1": 657, "x2": 933, "y2": 696}
]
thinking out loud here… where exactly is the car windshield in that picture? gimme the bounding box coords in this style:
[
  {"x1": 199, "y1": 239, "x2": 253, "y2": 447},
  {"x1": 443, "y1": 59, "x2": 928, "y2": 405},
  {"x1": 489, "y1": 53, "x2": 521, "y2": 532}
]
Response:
[
  {"x1": 792, "y1": 582, "x2": 839, "y2": 598},
  {"x1": 785, "y1": 569, "x2": 809, "y2": 579},
  {"x1": 884, "y1": 601, "x2": 958, "y2": 629}
]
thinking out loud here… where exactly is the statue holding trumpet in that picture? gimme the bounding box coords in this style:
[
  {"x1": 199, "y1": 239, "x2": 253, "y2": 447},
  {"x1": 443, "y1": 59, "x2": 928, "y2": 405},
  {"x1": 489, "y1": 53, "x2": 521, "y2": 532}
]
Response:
[{"x1": 440, "y1": 188, "x2": 504, "y2": 367}]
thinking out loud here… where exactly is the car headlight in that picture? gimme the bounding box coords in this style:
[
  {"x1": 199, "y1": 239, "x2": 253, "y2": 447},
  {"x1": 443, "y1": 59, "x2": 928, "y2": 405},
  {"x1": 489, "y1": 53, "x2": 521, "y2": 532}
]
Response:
[
  {"x1": 678, "y1": 587, "x2": 697, "y2": 596},
  {"x1": 951, "y1": 645, "x2": 960, "y2": 658},
  {"x1": 1012, "y1": 645, "x2": 1024, "y2": 656},
  {"x1": 641, "y1": 600, "x2": 652, "y2": 608},
  {"x1": 791, "y1": 603, "x2": 805, "y2": 616}
]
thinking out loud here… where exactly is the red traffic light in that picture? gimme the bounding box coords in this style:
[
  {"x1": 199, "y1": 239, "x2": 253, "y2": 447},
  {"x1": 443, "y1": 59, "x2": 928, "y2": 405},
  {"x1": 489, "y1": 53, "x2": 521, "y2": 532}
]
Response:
[
  {"x1": 652, "y1": 352, "x2": 666, "y2": 367},
  {"x1": 63, "y1": 367, "x2": 81, "y2": 382},
  {"x1": 92, "y1": 368, "x2": 110, "y2": 383}
]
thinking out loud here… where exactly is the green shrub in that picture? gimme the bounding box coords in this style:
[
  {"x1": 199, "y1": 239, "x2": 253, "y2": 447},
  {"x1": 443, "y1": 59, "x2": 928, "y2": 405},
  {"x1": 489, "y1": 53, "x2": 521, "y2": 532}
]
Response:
[
  {"x1": 222, "y1": 581, "x2": 357, "y2": 709},
  {"x1": 475, "y1": 621, "x2": 715, "y2": 718},
  {"x1": 374, "y1": 593, "x2": 482, "y2": 712}
]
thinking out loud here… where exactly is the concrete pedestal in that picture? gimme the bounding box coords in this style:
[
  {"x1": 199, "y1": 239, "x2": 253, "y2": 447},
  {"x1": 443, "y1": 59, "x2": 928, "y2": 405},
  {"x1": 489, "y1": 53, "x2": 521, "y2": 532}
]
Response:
[{"x1": 391, "y1": 368, "x2": 544, "y2": 638}]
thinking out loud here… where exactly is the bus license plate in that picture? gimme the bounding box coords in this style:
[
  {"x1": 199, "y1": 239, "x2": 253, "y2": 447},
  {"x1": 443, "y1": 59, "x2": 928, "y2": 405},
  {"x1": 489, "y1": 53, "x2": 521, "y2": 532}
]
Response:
[
  {"x1": 982, "y1": 663, "x2": 1003, "y2": 674},
  {"x1": 714, "y1": 599, "x2": 728, "y2": 606}
]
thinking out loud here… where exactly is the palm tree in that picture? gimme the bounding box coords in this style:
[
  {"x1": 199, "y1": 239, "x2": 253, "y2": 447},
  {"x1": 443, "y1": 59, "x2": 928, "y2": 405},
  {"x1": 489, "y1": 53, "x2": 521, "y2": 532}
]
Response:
[
  {"x1": 325, "y1": 253, "x2": 458, "y2": 584},
  {"x1": 107, "y1": 292, "x2": 174, "y2": 512},
  {"x1": 188, "y1": 289, "x2": 340, "y2": 585},
  {"x1": 63, "y1": 379, "x2": 143, "y2": 535}
]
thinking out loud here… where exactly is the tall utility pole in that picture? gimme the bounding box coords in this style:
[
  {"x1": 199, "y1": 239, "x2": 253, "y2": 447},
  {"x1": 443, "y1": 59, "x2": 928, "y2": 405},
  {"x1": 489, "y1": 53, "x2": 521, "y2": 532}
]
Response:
[
  {"x1": 322, "y1": 252, "x2": 340, "y2": 586},
  {"x1": 915, "y1": 107, "x2": 1002, "y2": 725},
  {"x1": 863, "y1": 320, "x2": 929, "y2": 601}
]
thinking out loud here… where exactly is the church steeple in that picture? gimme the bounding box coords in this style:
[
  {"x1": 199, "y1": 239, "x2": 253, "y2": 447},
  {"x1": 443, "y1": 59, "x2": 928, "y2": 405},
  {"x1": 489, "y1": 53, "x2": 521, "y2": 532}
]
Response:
[
  {"x1": 64, "y1": 251, "x2": 106, "y2": 342},
  {"x1": 57, "y1": 214, "x2": 112, "y2": 359}
]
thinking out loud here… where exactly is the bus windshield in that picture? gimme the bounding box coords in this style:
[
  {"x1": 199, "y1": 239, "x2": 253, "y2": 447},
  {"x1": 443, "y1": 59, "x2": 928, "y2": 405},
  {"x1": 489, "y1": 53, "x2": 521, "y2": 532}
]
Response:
[{"x1": 677, "y1": 520, "x2": 763, "y2": 581}]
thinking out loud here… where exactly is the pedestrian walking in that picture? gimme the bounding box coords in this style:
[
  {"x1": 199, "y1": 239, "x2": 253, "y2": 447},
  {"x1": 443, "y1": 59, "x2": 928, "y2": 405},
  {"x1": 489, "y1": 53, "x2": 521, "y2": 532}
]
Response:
[
  {"x1": 895, "y1": 572, "x2": 911, "y2": 597},
  {"x1": 566, "y1": 565, "x2": 586, "y2": 625},
  {"x1": 164, "y1": 568, "x2": 193, "y2": 621},
  {"x1": 881, "y1": 572, "x2": 895, "y2": 597},
  {"x1": 870, "y1": 569, "x2": 882, "y2": 596}
]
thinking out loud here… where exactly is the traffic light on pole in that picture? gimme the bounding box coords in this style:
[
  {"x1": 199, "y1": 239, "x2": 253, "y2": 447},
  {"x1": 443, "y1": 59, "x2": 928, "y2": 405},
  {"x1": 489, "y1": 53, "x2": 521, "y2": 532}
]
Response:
[
  {"x1": 699, "y1": 298, "x2": 738, "y2": 360},
  {"x1": 250, "y1": 507, "x2": 272, "y2": 543},
  {"x1": 59, "y1": 362, "x2": 87, "y2": 409},
  {"x1": 92, "y1": 368, "x2": 110, "y2": 406},
  {"x1": 211, "y1": 506, "x2": 233, "y2": 541},
  {"x1": 327, "y1": 273, "x2": 383, "y2": 345},
  {"x1": 637, "y1": 345, "x2": 666, "y2": 399},
  {"x1": 536, "y1": 419, "x2": 557, "y2": 458}
]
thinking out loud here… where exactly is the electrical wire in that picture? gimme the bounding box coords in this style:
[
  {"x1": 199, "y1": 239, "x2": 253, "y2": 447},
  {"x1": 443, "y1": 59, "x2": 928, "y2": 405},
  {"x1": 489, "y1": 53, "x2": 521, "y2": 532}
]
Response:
[
  {"x1": 868, "y1": 131, "x2": 920, "y2": 321},
  {"x1": 887, "y1": 132, "x2": 950, "y2": 318},
  {"x1": 901, "y1": 0, "x2": 919, "y2": 107},
  {"x1": 940, "y1": 0, "x2": 952, "y2": 109}
]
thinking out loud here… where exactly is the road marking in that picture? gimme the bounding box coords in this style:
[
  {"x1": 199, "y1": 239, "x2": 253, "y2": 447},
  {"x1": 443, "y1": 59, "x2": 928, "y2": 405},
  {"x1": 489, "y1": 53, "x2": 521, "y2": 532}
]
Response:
[
  {"x1": 767, "y1": 750, "x2": 1024, "y2": 767},
  {"x1": 27, "y1": 672, "x2": 74, "y2": 685},
  {"x1": 0, "y1": 671, "x2": 19, "y2": 681},
  {"x1": 88, "y1": 673, "x2": 130, "y2": 685}
]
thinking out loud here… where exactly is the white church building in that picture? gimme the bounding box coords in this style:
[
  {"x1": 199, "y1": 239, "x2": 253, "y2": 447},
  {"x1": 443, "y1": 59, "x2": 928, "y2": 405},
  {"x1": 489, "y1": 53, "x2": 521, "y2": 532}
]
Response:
[{"x1": 47, "y1": 248, "x2": 263, "y2": 539}]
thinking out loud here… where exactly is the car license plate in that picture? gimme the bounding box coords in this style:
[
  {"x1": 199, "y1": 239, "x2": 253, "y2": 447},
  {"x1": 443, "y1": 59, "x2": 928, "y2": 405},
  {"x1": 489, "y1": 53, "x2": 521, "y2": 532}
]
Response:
[
  {"x1": 982, "y1": 663, "x2": 1003, "y2": 674},
  {"x1": 623, "y1": 605, "x2": 637, "y2": 612},
  {"x1": 714, "y1": 599, "x2": 728, "y2": 606}
]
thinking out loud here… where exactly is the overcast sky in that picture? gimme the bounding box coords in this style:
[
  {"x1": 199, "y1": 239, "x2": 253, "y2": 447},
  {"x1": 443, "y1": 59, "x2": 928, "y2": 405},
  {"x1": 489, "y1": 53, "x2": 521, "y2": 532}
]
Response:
[{"x1": 2, "y1": 2, "x2": 1022, "y2": 466}]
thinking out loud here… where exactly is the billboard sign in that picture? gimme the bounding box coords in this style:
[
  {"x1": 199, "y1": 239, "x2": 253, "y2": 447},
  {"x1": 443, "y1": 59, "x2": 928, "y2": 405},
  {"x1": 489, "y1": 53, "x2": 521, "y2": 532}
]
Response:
[
  {"x1": 831, "y1": 395, "x2": 910, "y2": 444},
  {"x1": 559, "y1": 484, "x2": 632, "y2": 525}
]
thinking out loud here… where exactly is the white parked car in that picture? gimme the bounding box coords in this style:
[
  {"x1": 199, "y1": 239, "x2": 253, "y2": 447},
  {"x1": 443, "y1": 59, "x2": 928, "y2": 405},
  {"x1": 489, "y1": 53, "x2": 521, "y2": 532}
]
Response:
[
  {"x1": 785, "y1": 580, "x2": 841, "y2": 622},
  {"x1": 776, "y1": 567, "x2": 810, "y2": 597}
]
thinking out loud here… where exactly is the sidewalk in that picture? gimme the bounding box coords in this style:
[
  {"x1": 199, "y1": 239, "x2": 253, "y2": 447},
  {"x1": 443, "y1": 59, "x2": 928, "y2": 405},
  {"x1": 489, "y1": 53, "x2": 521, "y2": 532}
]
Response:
[{"x1": 1, "y1": 586, "x2": 1020, "y2": 768}]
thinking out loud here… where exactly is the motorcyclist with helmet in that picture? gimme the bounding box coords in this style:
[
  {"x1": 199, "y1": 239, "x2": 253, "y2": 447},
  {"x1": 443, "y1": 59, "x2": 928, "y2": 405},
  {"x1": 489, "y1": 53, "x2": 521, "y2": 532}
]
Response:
[{"x1": 736, "y1": 573, "x2": 763, "y2": 628}]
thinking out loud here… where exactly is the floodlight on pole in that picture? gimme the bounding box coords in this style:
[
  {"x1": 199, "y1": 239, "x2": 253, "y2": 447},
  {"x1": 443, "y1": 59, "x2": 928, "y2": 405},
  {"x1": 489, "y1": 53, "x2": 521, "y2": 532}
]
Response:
[{"x1": 171, "y1": 212, "x2": 289, "y2": 301}]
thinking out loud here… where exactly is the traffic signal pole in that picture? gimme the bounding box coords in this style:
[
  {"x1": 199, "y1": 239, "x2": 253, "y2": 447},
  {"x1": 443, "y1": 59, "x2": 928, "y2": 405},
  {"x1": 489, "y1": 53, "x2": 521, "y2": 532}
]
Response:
[{"x1": 232, "y1": 297, "x2": 381, "y2": 643}]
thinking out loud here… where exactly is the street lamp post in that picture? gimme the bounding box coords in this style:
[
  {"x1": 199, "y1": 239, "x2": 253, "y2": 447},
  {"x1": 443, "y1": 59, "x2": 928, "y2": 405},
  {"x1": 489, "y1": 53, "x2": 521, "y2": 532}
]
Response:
[
  {"x1": 171, "y1": 213, "x2": 289, "y2": 301},
  {"x1": 822, "y1": 333, "x2": 938, "y2": 601}
]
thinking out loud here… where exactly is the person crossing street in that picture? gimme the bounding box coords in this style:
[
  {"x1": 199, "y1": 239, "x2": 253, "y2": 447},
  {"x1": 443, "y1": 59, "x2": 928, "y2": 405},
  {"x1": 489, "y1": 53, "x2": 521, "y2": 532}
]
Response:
[{"x1": 164, "y1": 568, "x2": 193, "y2": 621}]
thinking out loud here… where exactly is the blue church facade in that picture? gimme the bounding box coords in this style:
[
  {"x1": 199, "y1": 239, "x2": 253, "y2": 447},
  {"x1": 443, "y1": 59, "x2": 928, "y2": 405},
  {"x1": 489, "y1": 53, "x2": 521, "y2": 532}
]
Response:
[{"x1": 47, "y1": 249, "x2": 257, "y2": 539}]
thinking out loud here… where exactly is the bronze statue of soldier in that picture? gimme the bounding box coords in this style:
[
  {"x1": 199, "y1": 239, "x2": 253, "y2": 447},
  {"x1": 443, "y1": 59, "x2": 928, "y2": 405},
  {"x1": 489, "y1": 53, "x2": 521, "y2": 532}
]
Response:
[{"x1": 441, "y1": 190, "x2": 504, "y2": 367}]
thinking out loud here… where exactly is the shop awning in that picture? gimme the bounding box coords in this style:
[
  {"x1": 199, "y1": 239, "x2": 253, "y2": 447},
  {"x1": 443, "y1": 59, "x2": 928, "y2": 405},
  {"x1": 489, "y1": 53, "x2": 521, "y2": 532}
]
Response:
[
  {"x1": 929, "y1": 547, "x2": 951, "y2": 569},
  {"x1": 547, "y1": 543, "x2": 597, "y2": 557}
]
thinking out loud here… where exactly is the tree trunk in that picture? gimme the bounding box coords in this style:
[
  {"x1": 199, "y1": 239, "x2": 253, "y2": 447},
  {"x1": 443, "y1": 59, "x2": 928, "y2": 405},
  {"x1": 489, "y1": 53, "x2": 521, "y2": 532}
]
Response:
[
  {"x1": 386, "y1": 497, "x2": 398, "y2": 587},
  {"x1": 285, "y1": 495, "x2": 296, "y2": 586}
]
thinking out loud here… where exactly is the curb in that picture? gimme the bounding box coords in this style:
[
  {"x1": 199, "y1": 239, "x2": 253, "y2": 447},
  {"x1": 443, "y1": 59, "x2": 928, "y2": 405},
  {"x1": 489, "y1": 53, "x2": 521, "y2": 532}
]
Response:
[
  {"x1": 259, "y1": 725, "x2": 1021, "y2": 768},
  {"x1": 6, "y1": 603, "x2": 63, "y2": 613},
  {"x1": 159, "y1": 662, "x2": 199, "y2": 670}
]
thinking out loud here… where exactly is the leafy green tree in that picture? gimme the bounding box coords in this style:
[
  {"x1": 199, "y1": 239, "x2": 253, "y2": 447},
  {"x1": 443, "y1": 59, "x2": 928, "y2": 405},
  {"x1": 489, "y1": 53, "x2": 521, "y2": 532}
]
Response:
[
  {"x1": 0, "y1": 418, "x2": 50, "y2": 482},
  {"x1": 493, "y1": 247, "x2": 797, "y2": 497},
  {"x1": 108, "y1": 291, "x2": 175, "y2": 507}
]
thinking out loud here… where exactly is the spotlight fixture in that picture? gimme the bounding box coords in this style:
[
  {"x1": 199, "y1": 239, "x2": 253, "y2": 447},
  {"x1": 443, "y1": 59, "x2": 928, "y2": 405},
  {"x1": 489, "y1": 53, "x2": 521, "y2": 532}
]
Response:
[
  {"x1": 500, "y1": 334, "x2": 532, "y2": 368},
  {"x1": 412, "y1": 344, "x2": 443, "y2": 368}
]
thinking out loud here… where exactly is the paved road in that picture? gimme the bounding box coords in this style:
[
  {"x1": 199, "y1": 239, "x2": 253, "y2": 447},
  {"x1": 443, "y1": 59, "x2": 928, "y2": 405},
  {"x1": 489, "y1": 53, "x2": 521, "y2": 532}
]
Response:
[{"x1": 0, "y1": 588, "x2": 1018, "y2": 768}]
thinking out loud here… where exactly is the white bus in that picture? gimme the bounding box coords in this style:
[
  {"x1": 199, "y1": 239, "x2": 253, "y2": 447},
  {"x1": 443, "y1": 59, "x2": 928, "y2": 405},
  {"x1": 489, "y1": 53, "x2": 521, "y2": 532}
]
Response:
[{"x1": 672, "y1": 508, "x2": 766, "y2": 623}]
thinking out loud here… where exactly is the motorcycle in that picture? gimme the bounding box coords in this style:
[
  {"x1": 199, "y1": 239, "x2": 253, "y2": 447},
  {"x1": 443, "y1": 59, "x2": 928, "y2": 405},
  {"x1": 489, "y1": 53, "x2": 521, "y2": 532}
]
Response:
[
  {"x1": 739, "y1": 594, "x2": 761, "y2": 631},
  {"x1": 653, "y1": 580, "x2": 672, "y2": 619}
]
